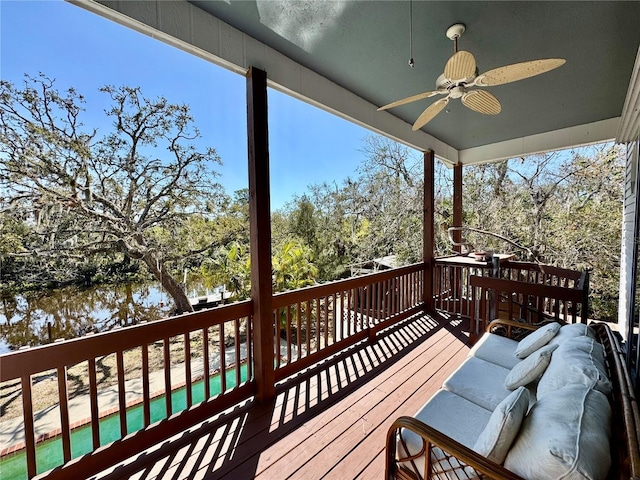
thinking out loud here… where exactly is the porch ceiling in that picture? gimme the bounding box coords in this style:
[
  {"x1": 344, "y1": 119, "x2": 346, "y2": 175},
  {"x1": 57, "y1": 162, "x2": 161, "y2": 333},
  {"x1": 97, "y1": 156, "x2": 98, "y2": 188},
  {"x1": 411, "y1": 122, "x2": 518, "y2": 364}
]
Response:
[
  {"x1": 188, "y1": 1, "x2": 639, "y2": 161},
  {"x1": 78, "y1": 0, "x2": 640, "y2": 164}
]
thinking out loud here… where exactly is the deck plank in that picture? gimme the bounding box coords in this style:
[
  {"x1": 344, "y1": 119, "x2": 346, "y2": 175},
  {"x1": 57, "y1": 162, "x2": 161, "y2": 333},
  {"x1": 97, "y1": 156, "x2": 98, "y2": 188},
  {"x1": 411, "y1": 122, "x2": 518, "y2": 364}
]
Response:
[
  {"x1": 250, "y1": 327, "x2": 467, "y2": 479},
  {"x1": 90, "y1": 314, "x2": 471, "y2": 480}
]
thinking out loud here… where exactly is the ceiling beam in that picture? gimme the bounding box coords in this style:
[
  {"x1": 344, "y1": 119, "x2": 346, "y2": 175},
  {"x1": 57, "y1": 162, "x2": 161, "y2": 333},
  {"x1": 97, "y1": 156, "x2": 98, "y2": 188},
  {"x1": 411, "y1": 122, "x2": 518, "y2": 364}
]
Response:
[{"x1": 458, "y1": 118, "x2": 619, "y2": 166}]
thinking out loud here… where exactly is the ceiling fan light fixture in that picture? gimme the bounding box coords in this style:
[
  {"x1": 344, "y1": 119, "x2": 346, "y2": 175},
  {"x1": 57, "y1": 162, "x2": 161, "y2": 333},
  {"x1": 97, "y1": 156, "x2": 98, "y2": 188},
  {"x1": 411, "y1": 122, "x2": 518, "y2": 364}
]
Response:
[{"x1": 449, "y1": 86, "x2": 466, "y2": 99}]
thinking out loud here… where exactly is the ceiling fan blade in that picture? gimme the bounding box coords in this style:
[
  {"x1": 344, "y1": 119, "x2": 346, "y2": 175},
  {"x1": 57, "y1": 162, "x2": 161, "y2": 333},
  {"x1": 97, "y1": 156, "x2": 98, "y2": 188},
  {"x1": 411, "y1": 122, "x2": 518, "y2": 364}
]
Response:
[
  {"x1": 476, "y1": 58, "x2": 566, "y2": 86},
  {"x1": 377, "y1": 90, "x2": 441, "y2": 111},
  {"x1": 444, "y1": 51, "x2": 476, "y2": 81},
  {"x1": 462, "y1": 90, "x2": 501, "y2": 115},
  {"x1": 412, "y1": 98, "x2": 449, "y2": 131}
]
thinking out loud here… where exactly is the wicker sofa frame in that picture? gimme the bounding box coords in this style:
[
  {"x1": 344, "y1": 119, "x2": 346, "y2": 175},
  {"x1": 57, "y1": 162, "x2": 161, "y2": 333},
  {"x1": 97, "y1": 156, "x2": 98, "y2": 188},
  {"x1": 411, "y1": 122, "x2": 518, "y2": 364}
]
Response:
[{"x1": 385, "y1": 320, "x2": 640, "y2": 480}]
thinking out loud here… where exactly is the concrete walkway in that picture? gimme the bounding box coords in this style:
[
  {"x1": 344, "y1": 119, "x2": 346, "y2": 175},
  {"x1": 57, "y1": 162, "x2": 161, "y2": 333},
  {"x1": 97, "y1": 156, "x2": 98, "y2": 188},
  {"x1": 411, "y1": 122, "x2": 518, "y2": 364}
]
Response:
[
  {"x1": 0, "y1": 357, "x2": 205, "y2": 453},
  {"x1": 0, "y1": 340, "x2": 303, "y2": 454}
]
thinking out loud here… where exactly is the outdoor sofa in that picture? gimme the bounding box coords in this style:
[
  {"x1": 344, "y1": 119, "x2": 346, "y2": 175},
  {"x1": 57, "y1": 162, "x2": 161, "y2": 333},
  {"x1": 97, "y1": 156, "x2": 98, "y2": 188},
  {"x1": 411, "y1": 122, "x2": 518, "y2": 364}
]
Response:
[{"x1": 385, "y1": 319, "x2": 640, "y2": 480}]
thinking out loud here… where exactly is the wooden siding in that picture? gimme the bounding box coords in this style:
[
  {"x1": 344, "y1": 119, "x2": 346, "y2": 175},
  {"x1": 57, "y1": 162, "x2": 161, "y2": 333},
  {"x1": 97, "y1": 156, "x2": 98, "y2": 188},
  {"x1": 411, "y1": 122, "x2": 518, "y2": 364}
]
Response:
[
  {"x1": 87, "y1": 314, "x2": 470, "y2": 480},
  {"x1": 620, "y1": 139, "x2": 639, "y2": 335}
]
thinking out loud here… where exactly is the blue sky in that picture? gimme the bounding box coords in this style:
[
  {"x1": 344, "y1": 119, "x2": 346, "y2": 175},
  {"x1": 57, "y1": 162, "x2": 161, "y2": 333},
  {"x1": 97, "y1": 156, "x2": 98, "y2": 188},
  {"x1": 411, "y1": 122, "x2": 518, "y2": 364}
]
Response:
[{"x1": 0, "y1": 0, "x2": 377, "y2": 209}]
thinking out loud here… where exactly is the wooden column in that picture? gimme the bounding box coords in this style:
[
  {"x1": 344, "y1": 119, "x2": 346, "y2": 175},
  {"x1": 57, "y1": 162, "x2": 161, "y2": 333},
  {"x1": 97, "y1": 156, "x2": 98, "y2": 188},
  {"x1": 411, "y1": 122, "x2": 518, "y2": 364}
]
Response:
[
  {"x1": 453, "y1": 162, "x2": 463, "y2": 252},
  {"x1": 423, "y1": 150, "x2": 435, "y2": 313},
  {"x1": 247, "y1": 67, "x2": 275, "y2": 403}
]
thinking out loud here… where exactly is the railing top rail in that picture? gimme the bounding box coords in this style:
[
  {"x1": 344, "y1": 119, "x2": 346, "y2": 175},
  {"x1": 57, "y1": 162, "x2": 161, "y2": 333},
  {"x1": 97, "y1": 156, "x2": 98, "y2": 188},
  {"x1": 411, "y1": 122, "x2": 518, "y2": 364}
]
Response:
[
  {"x1": 0, "y1": 300, "x2": 253, "y2": 382},
  {"x1": 272, "y1": 263, "x2": 424, "y2": 308},
  {"x1": 469, "y1": 275, "x2": 584, "y2": 302},
  {"x1": 499, "y1": 260, "x2": 584, "y2": 281},
  {"x1": 435, "y1": 256, "x2": 584, "y2": 283}
]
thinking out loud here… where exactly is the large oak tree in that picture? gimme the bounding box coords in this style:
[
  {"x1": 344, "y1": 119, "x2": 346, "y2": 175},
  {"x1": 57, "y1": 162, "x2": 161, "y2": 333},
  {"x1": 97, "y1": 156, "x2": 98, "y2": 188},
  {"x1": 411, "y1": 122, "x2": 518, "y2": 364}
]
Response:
[{"x1": 0, "y1": 75, "x2": 226, "y2": 313}]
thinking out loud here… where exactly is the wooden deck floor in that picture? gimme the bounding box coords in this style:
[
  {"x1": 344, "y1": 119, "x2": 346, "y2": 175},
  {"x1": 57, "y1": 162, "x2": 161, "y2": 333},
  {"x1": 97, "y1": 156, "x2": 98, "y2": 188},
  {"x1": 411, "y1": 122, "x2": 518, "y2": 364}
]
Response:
[{"x1": 91, "y1": 313, "x2": 471, "y2": 480}]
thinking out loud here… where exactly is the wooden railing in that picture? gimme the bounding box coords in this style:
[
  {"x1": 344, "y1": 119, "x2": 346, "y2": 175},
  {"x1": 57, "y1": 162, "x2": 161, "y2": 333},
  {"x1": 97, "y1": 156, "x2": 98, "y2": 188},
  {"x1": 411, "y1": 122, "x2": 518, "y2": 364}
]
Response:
[
  {"x1": 0, "y1": 301, "x2": 254, "y2": 479},
  {"x1": 433, "y1": 255, "x2": 495, "y2": 319},
  {"x1": 434, "y1": 256, "x2": 589, "y2": 325},
  {"x1": 469, "y1": 272, "x2": 589, "y2": 341},
  {"x1": 272, "y1": 263, "x2": 424, "y2": 381},
  {"x1": 0, "y1": 264, "x2": 425, "y2": 479}
]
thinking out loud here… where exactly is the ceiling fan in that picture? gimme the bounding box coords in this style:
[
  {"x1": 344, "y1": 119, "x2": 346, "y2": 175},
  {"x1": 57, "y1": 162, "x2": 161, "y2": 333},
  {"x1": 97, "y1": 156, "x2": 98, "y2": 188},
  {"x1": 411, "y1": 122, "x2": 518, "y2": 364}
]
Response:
[{"x1": 378, "y1": 23, "x2": 566, "y2": 131}]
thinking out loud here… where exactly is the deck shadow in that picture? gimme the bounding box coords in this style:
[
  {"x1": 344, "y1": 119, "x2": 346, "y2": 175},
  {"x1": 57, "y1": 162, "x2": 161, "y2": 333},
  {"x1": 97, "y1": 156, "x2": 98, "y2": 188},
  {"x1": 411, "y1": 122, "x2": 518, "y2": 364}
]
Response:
[{"x1": 91, "y1": 312, "x2": 467, "y2": 480}]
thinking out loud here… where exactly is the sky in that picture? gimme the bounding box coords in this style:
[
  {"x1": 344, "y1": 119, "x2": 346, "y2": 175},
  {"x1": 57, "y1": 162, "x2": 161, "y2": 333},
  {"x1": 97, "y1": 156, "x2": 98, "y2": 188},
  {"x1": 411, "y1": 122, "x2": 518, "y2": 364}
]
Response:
[{"x1": 0, "y1": 0, "x2": 380, "y2": 209}]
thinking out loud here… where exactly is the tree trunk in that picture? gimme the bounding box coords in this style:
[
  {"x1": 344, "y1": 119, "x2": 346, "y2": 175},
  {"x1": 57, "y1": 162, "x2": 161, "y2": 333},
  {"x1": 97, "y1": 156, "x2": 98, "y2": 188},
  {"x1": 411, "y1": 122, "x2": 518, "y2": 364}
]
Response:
[{"x1": 142, "y1": 255, "x2": 194, "y2": 314}]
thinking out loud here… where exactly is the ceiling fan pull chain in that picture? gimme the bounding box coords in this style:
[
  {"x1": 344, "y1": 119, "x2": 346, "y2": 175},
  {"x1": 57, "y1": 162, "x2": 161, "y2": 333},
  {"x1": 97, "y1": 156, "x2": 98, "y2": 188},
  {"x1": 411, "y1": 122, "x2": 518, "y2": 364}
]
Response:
[{"x1": 408, "y1": 0, "x2": 414, "y2": 67}]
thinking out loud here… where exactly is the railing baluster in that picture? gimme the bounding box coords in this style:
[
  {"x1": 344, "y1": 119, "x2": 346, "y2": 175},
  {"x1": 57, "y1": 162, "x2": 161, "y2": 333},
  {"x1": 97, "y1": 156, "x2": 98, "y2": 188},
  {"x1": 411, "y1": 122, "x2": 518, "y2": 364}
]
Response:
[
  {"x1": 219, "y1": 323, "x2": 226, "y2": 393},
  {"x1": 163, "y1": 339, "x2": 172, "y2": 416},
  {"x1": 333, "y1": 293, "x2": 338, "y2": 343},
  {"x1": 184, "y1": 333, "x2": 192, "y2": 408},
  {"x1": 22, "y1": 375, "x2": 36, "y2": 479},
  {"x1": 323, "y1": 296, "x2": 329, "y2": 347},
  {"x1": 390, "y1": 279, "x2": 396, "y2": 316},
  {"x1": 306, "y1": 300, "x2": 312, "y2": 354},
  {"x1": 385, "y1": 280, "x2": 390, "y2": 321},
  {"x1": 404, "y1": 273, "x2": 409, "y2": 311},
  {"x1": 400, "y1": 275, "x2": 405, "y2": 313},
  {"x1": 235, "y1": 318, "x2": 241, "y2": 387},
  {"x1": 141, "y1": 345, "x2": 150, "y2": 427},
  {"x1": 296, "y1": 302, "x2": 302, "y2": 356},
  {"x1": 315, "y1": 298, "x2": 321, "y2": 352},
  {"x1": 88, "y1": 358, "x2": 101, "y2": 448},
  {"x1": 286, "y1": 305, "x2": 292, "y2": 363},
  {"x1": 116, "y1": 350, "x2": 127, "y2": 435},
  {"x1": 203, "y1": 328, "x2": 210, "y2": 399},
  {"x1": 274, "y1": 317, "x2": 281, "y2": 370},
  {"x1": 57, "y1": 366, "x2": 71, "y2": 462},
  {"x1": 247, "y1": 317, "x2": 253, "y2": 380},
  {"x1": 376, "y1": 282, "x2": 382, "y2": 323}
]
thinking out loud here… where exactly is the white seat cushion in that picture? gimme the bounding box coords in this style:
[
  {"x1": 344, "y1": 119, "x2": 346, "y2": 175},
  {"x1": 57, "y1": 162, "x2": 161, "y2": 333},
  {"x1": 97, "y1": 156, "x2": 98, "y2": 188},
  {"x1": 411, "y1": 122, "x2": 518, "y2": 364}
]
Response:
[
  {"x1": 398, "y1": 389, "x2": 492, "y2": 479},
  {"x1": 443, "y1": 357, "x2": 512, "y2": 411},
  {"x1": 537, "y1": 336, "x2": 612, "y2": 398},
  {"x1": 504, "y1": 385, "x2": 611, "y2": 480},
  {"x1": 468, "y1": 332, "x2": 521, "y2": 369},
  {"x1": 547, "y1": 322, "x2": 597, "y2": 347}
]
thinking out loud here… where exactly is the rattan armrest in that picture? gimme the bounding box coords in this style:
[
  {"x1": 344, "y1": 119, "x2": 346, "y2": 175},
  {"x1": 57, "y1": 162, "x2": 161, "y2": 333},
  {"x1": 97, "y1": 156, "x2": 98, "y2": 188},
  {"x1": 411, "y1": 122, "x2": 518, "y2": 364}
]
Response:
[
  {"x1": 485, "y1": 319, "x2": 549, "y2": 341},
  {"x1": 486, "y1": 319, "x2": 539, "y2": 332},
  {"x1": 386, "y1": 416, "x2": 524, "y2": 480}
]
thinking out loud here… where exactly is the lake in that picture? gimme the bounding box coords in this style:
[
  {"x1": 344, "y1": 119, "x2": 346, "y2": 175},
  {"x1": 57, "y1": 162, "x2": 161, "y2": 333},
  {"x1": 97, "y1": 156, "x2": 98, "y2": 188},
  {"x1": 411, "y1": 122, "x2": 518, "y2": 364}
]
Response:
[{"x1": 0, "y1": 282, "x2": 205, "y2": 353}]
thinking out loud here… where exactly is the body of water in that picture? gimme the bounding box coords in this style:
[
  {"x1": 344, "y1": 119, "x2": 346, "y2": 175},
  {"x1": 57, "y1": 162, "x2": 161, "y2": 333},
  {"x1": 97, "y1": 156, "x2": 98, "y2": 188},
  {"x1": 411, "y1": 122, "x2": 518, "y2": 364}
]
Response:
[{"x1": 0, "y1": 281, "x2": 212, "y2": 353}]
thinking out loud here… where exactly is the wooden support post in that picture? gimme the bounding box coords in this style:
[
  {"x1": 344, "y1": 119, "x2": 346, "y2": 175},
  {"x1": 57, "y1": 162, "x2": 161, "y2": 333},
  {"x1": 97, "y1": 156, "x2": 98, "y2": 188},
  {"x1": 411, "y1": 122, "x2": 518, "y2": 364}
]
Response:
[
  {"x1": 247, "y1": 67, "x2": 275, "y2": 403},
  {"x1": 423, "y1": 150, "x2": 435, "y2": 313},
  {"x1": 453, "y1": 162, "x2": 463, "y2": 253},
  {"x1": 452, "y1": 162, "x2": 464, "y2": 312}
]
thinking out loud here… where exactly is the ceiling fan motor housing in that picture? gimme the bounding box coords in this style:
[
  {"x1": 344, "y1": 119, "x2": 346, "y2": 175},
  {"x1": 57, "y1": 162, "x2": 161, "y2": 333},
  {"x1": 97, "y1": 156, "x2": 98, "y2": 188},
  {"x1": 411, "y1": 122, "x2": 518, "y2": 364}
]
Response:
[{"x1": 449, "y1": 86, "x2": 465, "y2": 99}]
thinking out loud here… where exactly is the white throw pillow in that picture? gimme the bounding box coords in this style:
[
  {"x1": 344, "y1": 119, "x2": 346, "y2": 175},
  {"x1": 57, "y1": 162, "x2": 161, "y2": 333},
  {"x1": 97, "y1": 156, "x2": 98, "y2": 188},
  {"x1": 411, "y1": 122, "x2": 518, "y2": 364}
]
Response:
[
  {"x1": 504, "y1": 385, "x2": 611, "y2": 480},
  {"x1": 473, "y1": 386, "x2": 530, "y2": 464},
  {"x1": 514, "y1": 322, "x2": 561, "y2": 358},
  {"x1": 505, "y1": 343, "x2": 557, "y2": 390}
]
